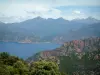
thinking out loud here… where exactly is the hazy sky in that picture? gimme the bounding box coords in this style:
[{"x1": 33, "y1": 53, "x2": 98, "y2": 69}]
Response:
[{"x1": 0, "y1": 0, "x2": 100, "y2": 23}]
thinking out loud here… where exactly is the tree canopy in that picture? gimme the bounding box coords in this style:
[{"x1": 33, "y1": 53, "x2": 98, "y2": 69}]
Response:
[{"x1": 0, "y1": 52, "x2": 66, "y2": 75}]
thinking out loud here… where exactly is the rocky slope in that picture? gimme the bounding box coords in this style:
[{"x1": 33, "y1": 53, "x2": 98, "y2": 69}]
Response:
[
  {"x1": 27, "y1": 37, "x2": 100, "y2": 75},
  {"x1": 27, "y1": 37, "x2": 100, "y2": 61}
]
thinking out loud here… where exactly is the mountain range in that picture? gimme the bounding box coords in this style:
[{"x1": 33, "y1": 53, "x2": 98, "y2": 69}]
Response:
[
  {"x1": 0, "y1": 17, "x2": 100, "y2": 75},
  {"x1": 0, "y1": 17, "x2": 100, "y2": 43}
]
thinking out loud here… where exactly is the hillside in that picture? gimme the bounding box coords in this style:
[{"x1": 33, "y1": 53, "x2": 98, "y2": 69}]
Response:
[
  {"x1": 67, "y1": 23, "x2": 100, "y2": 40},
  {"x1": 0, "y1": 52, "x2": 65, "y2": 75},
  {"x1": 0, "y1": 17, "x2": 100, "y2": 43},
  {"x1": 27, "y1": 37, "x2": 100, "y2": 75}
]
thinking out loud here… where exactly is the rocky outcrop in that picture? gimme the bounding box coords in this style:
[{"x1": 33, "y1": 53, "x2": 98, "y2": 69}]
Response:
[
  {"x1": 26, "y1": 37, "x2": 100, "y2": 75},
  {"x1": 27, "y1": 37, "x2": 100, "y2": 62}
]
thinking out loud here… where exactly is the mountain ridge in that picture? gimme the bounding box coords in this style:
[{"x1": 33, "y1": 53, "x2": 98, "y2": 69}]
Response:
[
  {"x1": 27, "y1": 37, "x2": 100, "y2": 61},
  {"x1": 27, "y1": 37, "x2": 100, "y2": 74},
  {"x1": 1, "y1": 16, "x2": 100, "y2": 24},
  {"x1": 0, "y1": 17, "x2": 100, "y2": 43}
]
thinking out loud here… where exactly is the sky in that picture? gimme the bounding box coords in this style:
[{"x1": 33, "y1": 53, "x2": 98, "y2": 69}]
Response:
[{"x1": 0, "y1": 0, "x2": 100, "y2": 23}]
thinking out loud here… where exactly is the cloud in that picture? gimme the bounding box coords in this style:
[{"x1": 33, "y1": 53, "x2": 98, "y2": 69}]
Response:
[
  {"x1": 0, "y1": 3, "x2": 62, "y2": 23},
  {"x1": 73, "y1": 10, "x2": 81, "y2": 14},
  {"x1": 0, "y1": 0, "x2": 100, "y2": 23},
  {"x1": 2, "y1": 0, "x2": 100, "y2": 6}
]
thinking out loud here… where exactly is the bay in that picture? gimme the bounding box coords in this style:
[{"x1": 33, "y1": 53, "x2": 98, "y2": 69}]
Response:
[{"x1": 0, "y1": 42, "x2": 61, "y2": 59}]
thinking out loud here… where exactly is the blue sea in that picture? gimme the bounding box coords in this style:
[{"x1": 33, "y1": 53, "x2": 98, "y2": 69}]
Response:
[{"x1": 0, "y1": 42, "x2": 61, "y2": 59}]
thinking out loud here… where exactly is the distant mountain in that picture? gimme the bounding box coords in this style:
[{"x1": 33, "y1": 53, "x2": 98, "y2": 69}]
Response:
[
  {"x1": 0, "y1": 17, "x2": 100, "y2": 43},
  {"x1": 71, "y1": 17, "x2": 100, "y2": 24},
  {"x1": 27, "y1": 37, "x2": 100, "y2": 74},
  {"x1": 65, "y1": 23, "x2": 100, "y2": 41}
]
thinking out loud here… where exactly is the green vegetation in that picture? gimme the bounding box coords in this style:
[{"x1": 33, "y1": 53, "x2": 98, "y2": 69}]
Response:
[
  {"x1": 59, "y1": 50, "x2": 100, "y2": 75},
  {"x1": 1, "y1": 37, "x2": 100, "y2": 75},
  {"x1": 0, "y1": 52, "x2": 67, "y2": 75},
  {"x1": 30, "y1": 60, "x2": 61, "y2": 75}
]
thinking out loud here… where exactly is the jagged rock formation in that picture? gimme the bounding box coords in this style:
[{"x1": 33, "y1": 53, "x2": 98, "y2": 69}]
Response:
[
  {"x1": 27, "y1": 37, "x2": 100, "y2": 75},
  {"x1": 28, "y1": 37, "x2": 100, "y2": 60}
]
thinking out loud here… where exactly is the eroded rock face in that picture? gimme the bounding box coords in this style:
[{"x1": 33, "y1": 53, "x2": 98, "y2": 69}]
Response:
[
  {"x1": 27, "y1": 37, "x2": 100, "y2": 62},
  {"x1": 26, "y1": 37, "x2": 100, "y2": 75}
]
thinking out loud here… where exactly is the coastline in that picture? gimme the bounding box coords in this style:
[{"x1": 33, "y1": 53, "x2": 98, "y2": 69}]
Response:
[{"x1": 0, "y1": 40, "x2": 62, "y2": 44}]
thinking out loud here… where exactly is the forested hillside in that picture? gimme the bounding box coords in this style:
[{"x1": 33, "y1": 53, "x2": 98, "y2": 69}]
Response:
[{"x1": 0, "y1": 52, "x2": 66, "y2": 75}]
